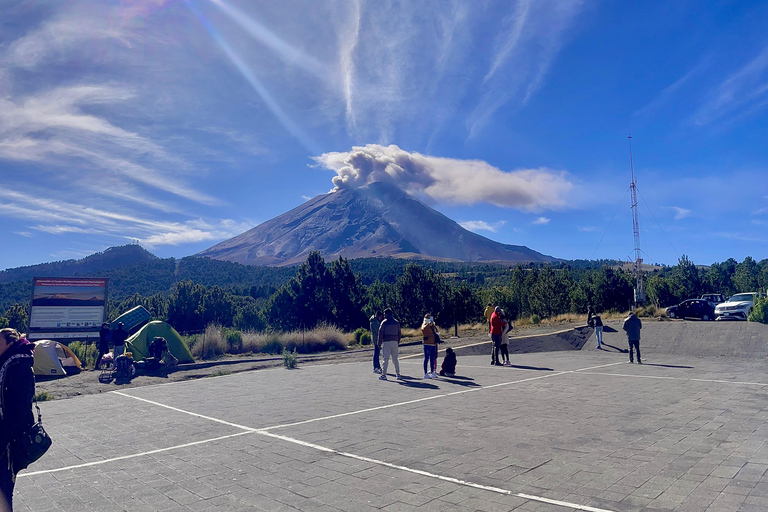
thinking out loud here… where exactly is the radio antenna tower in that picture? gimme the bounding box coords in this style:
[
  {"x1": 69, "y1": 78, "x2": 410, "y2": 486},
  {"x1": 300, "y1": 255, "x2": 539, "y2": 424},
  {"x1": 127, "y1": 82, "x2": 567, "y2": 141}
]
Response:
[{"x1": 628, "y1": 135, "x2": 645, "y2": 307}]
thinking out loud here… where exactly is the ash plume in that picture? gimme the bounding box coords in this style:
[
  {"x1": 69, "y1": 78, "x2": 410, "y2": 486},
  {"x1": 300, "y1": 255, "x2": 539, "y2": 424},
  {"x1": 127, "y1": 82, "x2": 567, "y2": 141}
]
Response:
[{"x1": 314, "y1": 144, "x2": 574, "y2": 212}]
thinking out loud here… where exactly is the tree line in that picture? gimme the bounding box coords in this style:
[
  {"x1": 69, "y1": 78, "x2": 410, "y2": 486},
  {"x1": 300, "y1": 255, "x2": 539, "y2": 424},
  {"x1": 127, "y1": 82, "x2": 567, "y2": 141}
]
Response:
[{"x1": 2, "y1": 252, "x2": 766, "y2": 334}]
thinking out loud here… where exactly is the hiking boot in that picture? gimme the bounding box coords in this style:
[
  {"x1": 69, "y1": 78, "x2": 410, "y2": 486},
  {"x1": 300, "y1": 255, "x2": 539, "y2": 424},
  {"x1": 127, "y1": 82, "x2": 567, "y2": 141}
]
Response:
[{"x1": 379, "y1": 374, "x2": 387, "y2": 380}]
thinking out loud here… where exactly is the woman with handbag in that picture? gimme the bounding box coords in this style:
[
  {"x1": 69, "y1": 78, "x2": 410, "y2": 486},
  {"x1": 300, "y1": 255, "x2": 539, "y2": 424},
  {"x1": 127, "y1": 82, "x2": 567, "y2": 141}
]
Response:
[
  {"x1": 0, "y1": 328, "x2": 35, "y2": 511},
  {"x1": 421, "y1": 314, "x2": 439, "y2": 379}
]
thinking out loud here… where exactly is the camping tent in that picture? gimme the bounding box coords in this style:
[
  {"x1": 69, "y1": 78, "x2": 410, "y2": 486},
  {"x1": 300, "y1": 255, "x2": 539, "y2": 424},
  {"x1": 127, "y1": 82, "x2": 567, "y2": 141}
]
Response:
[
  {"x1": 33, "y1": 340, "x2": 82, "y2": 377},
  {"x1": 126, "y1": 321, "x2": 194, "y2": 363}
]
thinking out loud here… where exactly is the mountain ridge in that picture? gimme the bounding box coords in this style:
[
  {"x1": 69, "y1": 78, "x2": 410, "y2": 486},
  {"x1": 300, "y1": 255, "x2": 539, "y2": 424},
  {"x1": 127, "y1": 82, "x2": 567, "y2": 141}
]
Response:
[{"x1": 198, "y1": 181, "x2": 557, "y2": 266}]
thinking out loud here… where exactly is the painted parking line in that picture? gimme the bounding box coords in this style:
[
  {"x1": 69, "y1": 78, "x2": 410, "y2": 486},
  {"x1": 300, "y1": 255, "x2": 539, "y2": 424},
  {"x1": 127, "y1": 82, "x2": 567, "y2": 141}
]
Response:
[
  {"x1": 400, "y1": 327, "x2": 578, "y2": 359},
  {"x1": 577, "y1": 371, "x2": 768, "y2": 387},
  {"x1": 17, "y1": 431, "x2": 252, "y2": 477},
  {"x1": 260, "y1": 430, "x2": 617, "y2": 512}
]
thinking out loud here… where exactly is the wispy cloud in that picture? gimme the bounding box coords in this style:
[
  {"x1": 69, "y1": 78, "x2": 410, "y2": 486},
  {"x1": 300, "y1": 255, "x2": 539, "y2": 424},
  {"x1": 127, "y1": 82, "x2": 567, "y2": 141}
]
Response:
[
  {"x1": 459, "y1": 220, "x2": 507, "y2": 233},
  {"x1": 468, "y1": 0, "x2": 583, "y2": 137},
  {"x1": 532, "y1": 216, "x2": 550, "y2": 225},
  {"x1": 694, "y1": 44, "x2": 768, "y2": 126},
  {"x1": 578, "y1": 226, "x2": 598, "y2": 232},
  {"x1": 0, "y1": 189, "x2": 253, "y2": 248},
  {"x1": 13, "y1": 231, "x2": 32, "y2": 238},
  {"x1": 664, "y1": 206, "x2": 692, "y2": 220},
  {"x1": 315, "y1": 144, "x2": 575, "y2": 212}
]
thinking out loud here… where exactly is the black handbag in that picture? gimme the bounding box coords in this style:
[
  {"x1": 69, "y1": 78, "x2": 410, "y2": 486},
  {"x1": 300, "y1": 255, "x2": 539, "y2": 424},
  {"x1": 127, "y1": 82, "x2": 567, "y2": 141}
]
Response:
[{"x1": 12, "y1": 389, "x2": 52, "y2": 472}]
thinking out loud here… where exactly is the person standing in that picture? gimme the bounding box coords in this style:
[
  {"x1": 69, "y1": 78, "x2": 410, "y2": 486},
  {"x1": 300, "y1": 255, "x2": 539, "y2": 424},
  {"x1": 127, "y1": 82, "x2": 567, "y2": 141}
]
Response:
[
  {"x1": 0, "y1": 328, "x2": 36, "y2": 511},
  {"x1": 95, "y1": 322, "x2": 111, "y2": 369},
  {"x1": 421, "y1": 314, "x2": 439, "y2": 379},
  {"x1": 490, "y1": 306, "x2": 503, "y2": 366},
  {"x1": 591, "y1": 313, "x2": 604, "y2": 349},
  {"x1": 622, "y1": 311, "x2": 642, "y2": 364},
  {"x1": 378, "y1": 309, "x2": 403, "y2": 381},
  {"x1": 112, "y1": 322, "x2": 127, "y2": 357},
  {"x1": 500, "y1": 311, "x2": 511, "y2": 366},
  {"x1": 483, "y1": 303, "x2": 494, "y2": 333},
  {"x1": 370, "y1": 311, "x2": 384, "y2": 374}
]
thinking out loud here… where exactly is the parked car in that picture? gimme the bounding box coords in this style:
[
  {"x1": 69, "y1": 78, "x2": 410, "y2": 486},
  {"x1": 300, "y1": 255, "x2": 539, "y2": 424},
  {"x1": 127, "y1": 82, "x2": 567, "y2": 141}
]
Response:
[
  {"x1": 714, "y1": 292, "x2": 763, "y2": 320},
  {"x1": 700, "y1": 293, "x2": 726, "y2": 305},
  {"x1": 666, "y1": 299, "x2": 716, "y2": 320}
]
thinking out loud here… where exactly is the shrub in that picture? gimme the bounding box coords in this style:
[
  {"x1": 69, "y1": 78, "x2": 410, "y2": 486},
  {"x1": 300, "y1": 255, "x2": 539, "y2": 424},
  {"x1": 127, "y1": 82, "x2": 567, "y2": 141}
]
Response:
[
  {"x1": 353, "y1": 327, "x2": 369, "y2": 345},
  {"x1": 530, "y1": 314, "x2": 541, "y2": 325},
  {"x1": 635, "y1": 305, "x2": 658, "y2": 318},
  {"x1": 223, "y1": 328, "x2": 243, "y2": 352},
  {"x1": 68, "y1": 341, "x2": 99, "y2": 369},
  {"x1": 34, "y1": 391, "x2": 52, "y2": 402},
  {"x1": 282, "y1": 347, "x2": 297, "y2": 369},
  {"x1": 749, "y1": 298, "x2": 768, "y2": 324},
  {"x1": 360, "y1": 332, "x2": 372, "y2": 345}
]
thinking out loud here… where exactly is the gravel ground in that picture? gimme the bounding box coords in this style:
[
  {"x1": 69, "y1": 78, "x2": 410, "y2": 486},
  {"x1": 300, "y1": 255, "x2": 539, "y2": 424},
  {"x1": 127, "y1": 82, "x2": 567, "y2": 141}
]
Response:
[{"x1": 35, "y1": 322, "x2": 586, "y2": 401}]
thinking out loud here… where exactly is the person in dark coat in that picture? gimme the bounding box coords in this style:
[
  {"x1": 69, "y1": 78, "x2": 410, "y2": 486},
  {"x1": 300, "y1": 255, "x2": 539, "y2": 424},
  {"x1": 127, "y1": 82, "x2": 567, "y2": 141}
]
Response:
[
  {"x1": 622, "y1": 311, "x2": 642, "y2": 363},
  {"x1": 95, "y1": 322, "x2": 111, "y2": 369},
  {"x1": 439, "y1": 347, "x2": 457, "y2": 377},
  {"x1": 591, "y1": 313, "x2": 604, "y2": 349},
  {"x1": 112, "y1": 322, "x2": 128, "y2": 357},
  {"x1": 0, "y1": 328, "x2": 35, "y2": 511}
]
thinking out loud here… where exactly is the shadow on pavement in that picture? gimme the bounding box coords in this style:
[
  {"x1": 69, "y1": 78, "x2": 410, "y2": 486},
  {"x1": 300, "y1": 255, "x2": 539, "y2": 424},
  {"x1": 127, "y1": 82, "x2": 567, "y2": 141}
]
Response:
[
  {"x1": 509, "y1": 364, "x2": 554, "y2": 371},
  {"x1": 642, "y1": 363, "x2": 694, "y2": 369},
  {"x1": 437, "y1": 378, "x2": 481, "y2": 387},
  {"x1": 397, "y1": 377, "x2": 439, "y2": 389},
  {"x1": 599, "y1": 343, "x2": 628, "y2": 353}
]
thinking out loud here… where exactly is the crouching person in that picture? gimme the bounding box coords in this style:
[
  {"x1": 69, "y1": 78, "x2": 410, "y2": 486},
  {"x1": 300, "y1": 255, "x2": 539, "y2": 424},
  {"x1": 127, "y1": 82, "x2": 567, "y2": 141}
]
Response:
[{"x1": 439, "y1": 347, "x2": 457, "y2": 377}]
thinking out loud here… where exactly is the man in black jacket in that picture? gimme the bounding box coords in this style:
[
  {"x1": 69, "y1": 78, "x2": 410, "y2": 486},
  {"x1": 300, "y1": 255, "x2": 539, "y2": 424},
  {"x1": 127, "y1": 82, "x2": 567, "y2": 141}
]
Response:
[{"x1": 0, "y1": 328, "x2": 35, "y2": 511}]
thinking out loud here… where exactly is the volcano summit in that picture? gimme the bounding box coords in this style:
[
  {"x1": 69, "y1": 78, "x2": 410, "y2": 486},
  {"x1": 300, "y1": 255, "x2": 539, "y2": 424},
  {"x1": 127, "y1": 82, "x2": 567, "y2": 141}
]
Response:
[{"x1": 198, "y1": 182, "x2": 556, "y2": 266}]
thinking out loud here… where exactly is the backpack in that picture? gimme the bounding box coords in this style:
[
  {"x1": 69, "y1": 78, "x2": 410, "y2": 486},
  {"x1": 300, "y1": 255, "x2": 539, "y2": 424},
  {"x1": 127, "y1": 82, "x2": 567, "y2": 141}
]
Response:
[{"x1": 114, "y1": 355, "x2": 133, "y2": 380}]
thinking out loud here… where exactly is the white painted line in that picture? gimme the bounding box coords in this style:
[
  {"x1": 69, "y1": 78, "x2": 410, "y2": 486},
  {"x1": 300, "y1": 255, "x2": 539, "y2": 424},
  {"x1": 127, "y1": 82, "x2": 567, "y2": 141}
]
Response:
[
  {"x1": 112, "y1": 391, "x2": 257, "y2": 431},
  {"x1": 578, "y1": 371, "x2": 768, "y2": 387},
  {"x1": 400, "y1": 328, "x2": 579, "y2": 360},
  {"x1": 260, "y1": 430, "x2": 617, "y2": 512},
  {"x1": 17, "y1": 431, "x2": 252, "y2": 477}
]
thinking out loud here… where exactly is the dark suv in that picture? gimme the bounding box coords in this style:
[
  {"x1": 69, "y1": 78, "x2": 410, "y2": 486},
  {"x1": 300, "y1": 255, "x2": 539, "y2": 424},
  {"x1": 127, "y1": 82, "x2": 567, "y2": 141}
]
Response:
[
  {"x1": 666, "y1": 299, "x2": 716, "y2": 320},
  {"x1": 700, "y1": 293, "x2": 726, "y2": 305}
]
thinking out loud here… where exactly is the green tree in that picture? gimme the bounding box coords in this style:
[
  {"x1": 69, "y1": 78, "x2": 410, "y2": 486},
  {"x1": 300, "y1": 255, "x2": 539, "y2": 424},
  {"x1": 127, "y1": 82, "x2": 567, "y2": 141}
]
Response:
[
  {"x1": 328, "y1": 257, "x2": 368, "y2": 331},
  {"x1": 233, "y1": 300, "x2": 266, "y2": 331},
  {"x1": 733, "y1": 257, "x2": 759, "y2": 292},
  {"x1": 5, "y1": 303, "x2": 28, "y2": 333},
  {"x1": 167, "y1": 281, "x2": 205, "y2": 332},
  {"x1": 670, "y1": 255, "x2": 702, "y2": 302},
  {"x1": 392, "y1": 264, "x2": 448, "y2": 327},
  {"x1": 200, "y1": 286, "x2": 235, "y2": 327},
  {"x1": 529, "y1": 265, "x2": 568, "y2": 319}
]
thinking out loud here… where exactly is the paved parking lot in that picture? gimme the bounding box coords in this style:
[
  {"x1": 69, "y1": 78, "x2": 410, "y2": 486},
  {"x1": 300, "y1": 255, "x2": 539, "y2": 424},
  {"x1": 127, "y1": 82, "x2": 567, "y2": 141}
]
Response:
[{"x1": 15, "y1": 342, "x2": 768, "y2": 511}]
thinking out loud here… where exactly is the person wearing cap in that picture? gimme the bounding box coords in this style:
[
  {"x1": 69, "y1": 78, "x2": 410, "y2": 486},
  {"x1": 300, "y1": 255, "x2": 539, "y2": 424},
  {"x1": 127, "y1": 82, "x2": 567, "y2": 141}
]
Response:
[
  {"x1": 490, "y1": 306, "x2": 503, "y2": 366},
  {"x1": 112, "y1": 322, "x2": 128, "y2": 357},
  {"x1": 622, "y1": 311, "x2": 642, "y2": 364}
]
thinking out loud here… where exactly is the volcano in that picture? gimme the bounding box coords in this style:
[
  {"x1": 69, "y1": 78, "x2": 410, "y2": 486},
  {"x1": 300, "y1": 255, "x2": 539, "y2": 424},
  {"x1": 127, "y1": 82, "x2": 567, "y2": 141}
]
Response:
[{"x1": 198, "y1": 182, "x2": 557, "y2": 266}]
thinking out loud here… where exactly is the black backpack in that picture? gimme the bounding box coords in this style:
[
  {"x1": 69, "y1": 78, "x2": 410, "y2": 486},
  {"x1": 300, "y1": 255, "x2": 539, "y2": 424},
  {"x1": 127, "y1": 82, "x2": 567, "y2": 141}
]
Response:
[{"x1": 114, "y1": 355, "x2": 133, "y2": 380}]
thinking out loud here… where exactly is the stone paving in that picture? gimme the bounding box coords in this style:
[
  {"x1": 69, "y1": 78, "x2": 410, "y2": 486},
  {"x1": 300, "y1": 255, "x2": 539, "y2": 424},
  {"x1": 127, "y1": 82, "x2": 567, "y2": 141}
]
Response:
[{"x1": 14, "y1": 334, "x2": 768, "y2": 512}]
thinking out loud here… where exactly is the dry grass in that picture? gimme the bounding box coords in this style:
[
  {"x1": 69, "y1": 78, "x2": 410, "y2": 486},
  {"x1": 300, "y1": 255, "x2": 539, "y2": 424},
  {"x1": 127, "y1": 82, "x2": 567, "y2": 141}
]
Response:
[{"x1": 190, "y1": 324, "x2": 348, "y2": 359}]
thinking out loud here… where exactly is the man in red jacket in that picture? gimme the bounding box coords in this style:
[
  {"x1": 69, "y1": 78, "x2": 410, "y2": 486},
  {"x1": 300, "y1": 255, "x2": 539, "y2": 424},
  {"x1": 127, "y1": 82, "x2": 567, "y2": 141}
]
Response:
[{"x1": 490, "y1": 306, "x2": 503, "y2": 366}]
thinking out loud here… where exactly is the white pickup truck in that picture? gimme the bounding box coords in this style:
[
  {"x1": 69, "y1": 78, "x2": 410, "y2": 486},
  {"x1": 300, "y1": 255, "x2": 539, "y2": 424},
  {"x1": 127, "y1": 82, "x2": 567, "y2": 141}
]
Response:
[{"x1": 714, "y1": 292, "x2": 765, "y2": 320}]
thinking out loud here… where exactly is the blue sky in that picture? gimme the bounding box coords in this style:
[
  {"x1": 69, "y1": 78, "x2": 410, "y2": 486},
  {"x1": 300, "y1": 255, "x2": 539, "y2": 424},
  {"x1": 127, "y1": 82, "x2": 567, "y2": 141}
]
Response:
[{"x1": 1, "y1": 0, "x2": 767, "y2": 271}]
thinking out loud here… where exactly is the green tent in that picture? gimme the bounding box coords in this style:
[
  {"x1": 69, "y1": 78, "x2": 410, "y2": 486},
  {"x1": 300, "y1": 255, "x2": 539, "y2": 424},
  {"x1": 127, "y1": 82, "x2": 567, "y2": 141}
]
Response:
[{"x1": 126, "y1": 321, "x2": 194, "y2": 363}]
